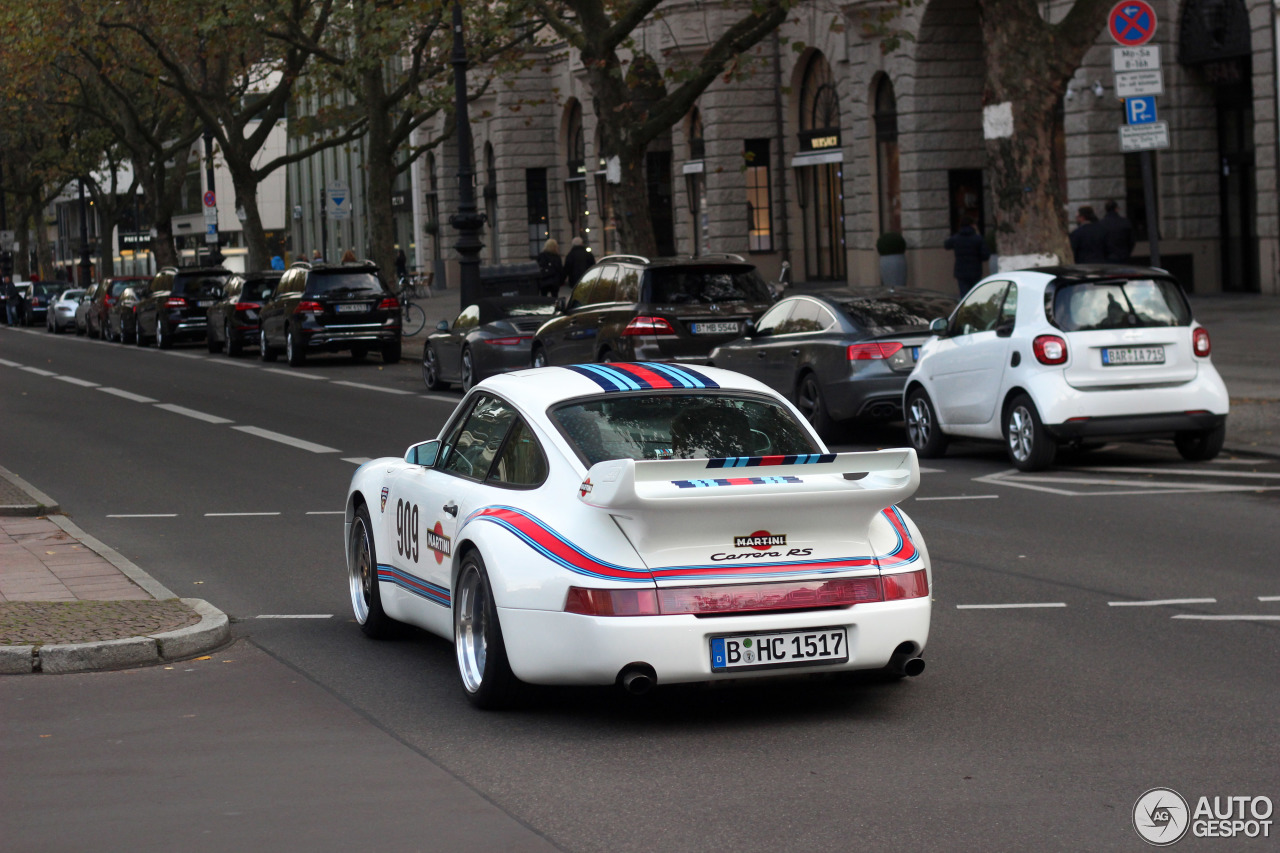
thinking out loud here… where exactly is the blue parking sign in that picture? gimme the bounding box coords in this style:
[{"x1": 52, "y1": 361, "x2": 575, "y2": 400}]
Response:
[{"x1": 1125, "y1": 96, "x2": 1157, "y2": 125}]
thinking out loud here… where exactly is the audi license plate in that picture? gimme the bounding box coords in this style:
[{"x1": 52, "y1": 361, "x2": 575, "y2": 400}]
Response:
[
  {"x1": 910, "y1": 346, "x2": 920, "y2": 361},
  {"x1": 335, "y1": 303, "x2": 370, "y2": 313},
  {"x1": 1102, "y1": 345, "x2": 1164, "y2": 365},
  {"x1": 710, "y1": 627, "x2": 848, "y2": 672},
  {"x1": 691, "y1": 322, "x2": 739, "y2": 335}
]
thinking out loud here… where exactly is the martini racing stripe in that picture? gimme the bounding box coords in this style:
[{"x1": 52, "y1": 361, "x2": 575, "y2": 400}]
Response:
[
  {"x1": 562, "y1": 362, "x2": 720, "y2": 393},
  {"x1": 672, "y1": 476, "x2": 803, "y2": 488},
  {"x1": 461, "y1": 505, "x2": 919, "y2": 583},
  {"x1": 707, "y1": 454, "x2": 836, "y2": 468},
  {"x1": 377, "y1": 565, "x2": 450, "y2": 607}
]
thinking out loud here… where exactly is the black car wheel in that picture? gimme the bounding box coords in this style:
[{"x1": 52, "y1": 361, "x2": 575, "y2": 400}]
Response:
[
  {"x1": 454, "y1": 552, "x2": 520, "y2": 710},
  {"x1": 207, "y1": 321, "x2": 222, "y2": 353},
  {"x1": 381, "y1": 341, "x2": 401, "y2": 364},
  {"x1": 1005, "y1": 394, "x2": 1057, "y2": 472},
  {"x1": 225, "y1": 321, "x2": 242, "y2": 357},
  {"x1": 461, "y1": 347, "x2": 475, "y2": 391},
  {"x1": 422, "y1": 343, "x2": 448, "y2": 390},
  {"x1": 531, "y1": 345, "x2": 547, "y2": 368},
  {"x1": 905, "y1": 388, "x2": 948, "y2": 458},
  {"x1": 795, "y1": 372, "x2": 837, "y2": 440},
  {"x1": 260, "y1": 326, "x2": 277, "y2": 362},
  {"x1": 135, "y1": 319, "x2": 148, "y2": 346},
  {"x1": 1174, "y1": 423, "x2": 1225, "y2": 462},
  {"x1": 286, "y1": 325, "x2": 306, "y2": 366},
  {"x1": 156, "y1": 319, "x2": 172, "y2": 350}
]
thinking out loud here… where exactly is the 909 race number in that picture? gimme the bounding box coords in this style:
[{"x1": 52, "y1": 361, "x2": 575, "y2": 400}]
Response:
[{"x1": 396, "y1": 499, "x2": 419, "y2": 563}]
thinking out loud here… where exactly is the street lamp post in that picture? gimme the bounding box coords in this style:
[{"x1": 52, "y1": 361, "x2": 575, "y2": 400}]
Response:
[
  {"x1": 449, "y1": 0, "x2": 486, "y2": 307},
  {"x1": 203, "y1": 128, "x2": 222, "y2": 266},
  {"x1": 77, "y1": 178, "x2": 93, "y2": 287}
]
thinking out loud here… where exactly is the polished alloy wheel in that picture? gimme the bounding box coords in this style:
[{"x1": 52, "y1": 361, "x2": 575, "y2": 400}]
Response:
[
  {"x1": 455, "y1": 566, "x2": 488, "y2": 693},
  {"x1": 348, "y1": 516, "x2": 374, "y2": 624},
  {"x1": 1007, "y1": 404, "x2": 1034, "y2": 463},
  {"x1": 461, "y1": 349, "x2": 474, "y2": 391},
  {"x1": 906, "y1": 397, "x2": 931, "y2": 449}
]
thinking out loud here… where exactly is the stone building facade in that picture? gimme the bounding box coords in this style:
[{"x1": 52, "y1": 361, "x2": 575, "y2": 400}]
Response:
[{"x1": 413, "y1": 0, "x2": 1277, "y2": 295}]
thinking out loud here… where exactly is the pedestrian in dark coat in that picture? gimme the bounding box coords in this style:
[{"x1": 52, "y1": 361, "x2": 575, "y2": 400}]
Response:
[
  {"x1": 1069, "y1": 205, "x2": 1109, "y2": 264},
  {"x1": 1100, "y1": 200, "x2": 1136, "y2": 263},
  {"x1": 535, "y1": 238, "x2": 564, "y2": 298},
  {"x1": 943, "y1": 218, "x2": 991, "y2": 297},
  {"x1": 4, "y1": 277, "x2": 22, "y2": 326},
  {"x1": 562, "y1": 237, "x2": 595, "y2": 289},
  {"x1": 395, "y1": 249, "x2": 408, "y2": 280}
]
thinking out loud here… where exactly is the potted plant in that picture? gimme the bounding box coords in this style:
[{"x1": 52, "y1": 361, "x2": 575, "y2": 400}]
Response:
[{"x1": 876, "y1": 231, "x2": 907, "y2": 289}]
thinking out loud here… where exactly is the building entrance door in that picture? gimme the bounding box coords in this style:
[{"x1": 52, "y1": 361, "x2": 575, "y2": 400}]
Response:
[
  {"x1": 1216, "y1": 77, "x2": 1257, "y2": 293},
  {"x1": 799, "y1": 163, "x2": 846, "y2": 281}
]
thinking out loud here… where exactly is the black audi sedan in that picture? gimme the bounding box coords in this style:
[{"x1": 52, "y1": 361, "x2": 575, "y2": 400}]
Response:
[
  {"x1": 258, "y1": 261, "x2": 401, "y2": 366},
  {"x1": 206, "y1": 270, "x2": 281, "y2": 356},
  {"x1": 135, "y1": 266, "x2": 232, "y2": 348},
  {"x1": 709, "y1": 287, "x2": 957, "y2": 438},
  {"x1": 422, "y1": 296, "x2": 555, "y2": 391}
]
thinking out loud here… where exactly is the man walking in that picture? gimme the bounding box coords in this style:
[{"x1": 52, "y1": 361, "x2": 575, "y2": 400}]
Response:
[
  {"x1": 943, "y1": 217, "x2": 990, "y2": 297},
  {"x1": 1069, "y1": 206, "x2": 1108, "y2": 264},
  {"x1": 4, "y1": 277, "x2": 21, "y2": 326},
  {"x1": 1101, "y1": 200, "x2": 1136, "y2": 263},
  {"x1": 562, "y1": 237, "x2": 595, "y2": 290}
]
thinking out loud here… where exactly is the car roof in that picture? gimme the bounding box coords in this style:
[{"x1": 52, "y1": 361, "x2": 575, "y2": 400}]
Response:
[
  {"x1": 479, "y1": 364, "x2": 783, "y2": 415},
  {"x1": 594, "y1": 254, "x2": 756, "y2": 273},
  {"x1": 1022, "y1": 264, "x2": 1173, "y2": 283}
]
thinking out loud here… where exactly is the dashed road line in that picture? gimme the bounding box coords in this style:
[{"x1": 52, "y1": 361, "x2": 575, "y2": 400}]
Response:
[
  {"x1": 1259, "y1": 596, "x2": 1280, "y2": 602},
  {"x1": 1108, "y1": 597, "x2": 1217, "y2": 607},
  {"x1": 20, "y1": 366, "x2": 57, "y2": 377},
  {"x1": 256, "y1": 614, "x2": 333, "y2": 619},
  {"x1": 204, "y1": 512, "x2": 282, "y2": 517},
  {"x1": 107, "y1": 513, "x2": 178, "y2": 518},
  {"x1": 1171, "y1": 615, "x2": 1280, "y2": 622},
  {"x1": 56, "y1": 375, "x2": 99, "y2": 387},
  {"x1": 419, "y1": 394, "x2": 461, "y2": 404},
  {"x1": 262, "y1": 367, "x2": 324, "y2": 380},
  {"x1": 332, "y1": 380, "x2": 414, "y2": 395},
  {"x1": 916, "y1": 494, "x2": 999, "y2": 502},
  {"x1": 956, "y1": 602, "x2": 1067, "y2": 610},
  {"x1": 155, "y1": 403, "x2": 234, "y2": 424},
  {"x1": 343, "y1": 456, "x2": 374, "y2": 465},
  {"x1": 305, "y1": 511, "x2": 345, "y2": 515},
  {"x1": 0, "y1": 357, "x2": 21, "y2": 367},
  {"x1": 98, "y1": 387, "x2": 158, "y2": 403},
  {"x1": 232, "y1": 425, "x2": 339, "y2": 454}
]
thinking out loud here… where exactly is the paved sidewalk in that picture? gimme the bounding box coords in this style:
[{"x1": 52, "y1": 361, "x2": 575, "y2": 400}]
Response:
[{"x1": 0, "y1": 464, "x2": 229, "y2": 674}]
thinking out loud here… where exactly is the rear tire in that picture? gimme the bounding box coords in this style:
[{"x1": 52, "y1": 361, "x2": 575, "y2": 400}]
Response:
[
  {"x1": 795, "y1": 372, "x2": 837, "y2": 440},
  {"x1": 225, "y1": 321, "x2": 242, "y2": 357},
  {"x1": 905, "y1": 388, "x2": 949, "y2": 458},
  {"x1": 531, "y1": 345, "x2": 547, "y2": 368},
  {"x1": 207, "y1": 324, "x2": 221, "y2": 352},
  {"x1": 286, "y1": 325, "x2": 306, "y2": 366},
  {"x1": 1005, "y1": 394, "x2": 1057, "y2": 472},
  {"x1": 348, "y1": 505, "x2": 393, "y2": 639},
  {"x1": 455, "y1": 552, "x2": 520, "y2": 710},
  {"x1": 1174, "y1": 423, "x2": 1225, "y2": 462},
  {"x1": 156, "y1": 320, "x2": 172, "y2": 350},
  {"x1": 260, "y1": 326, "x2": 277, "y2": 362},
  {"x1": 422, "y1": 343, "x2": 448, "y2": 390},
  {"x1": 460, "y1": 346, "x2": 475, "y2": 391},
  {"x1": 381, "y1": 340, "x2": 401, "y2": 364}
]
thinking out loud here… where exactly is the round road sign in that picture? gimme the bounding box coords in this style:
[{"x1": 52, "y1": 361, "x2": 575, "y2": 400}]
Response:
[
  {"x1": 1109, "y1": 1, "x2": 1157, "y2": 47},
  {"x1": 203, "y1": 190, "x2": 216, "y2": 208}
]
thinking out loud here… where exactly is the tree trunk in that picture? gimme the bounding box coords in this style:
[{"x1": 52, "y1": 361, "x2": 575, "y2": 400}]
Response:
[
  {"x1": 611, "y1": 147, "x2": 657, "y2": 257},
  {"x1": 228, "y1": 162, "x2": 268, "y2": 271},
  {"x1": 362, "y1": 68, "x2": 399, "y2": 288}
]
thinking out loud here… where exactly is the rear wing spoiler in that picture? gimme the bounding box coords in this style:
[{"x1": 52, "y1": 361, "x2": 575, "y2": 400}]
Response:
[{"x1": 579, "y1": 450, "x2": 919, "y2": 512}]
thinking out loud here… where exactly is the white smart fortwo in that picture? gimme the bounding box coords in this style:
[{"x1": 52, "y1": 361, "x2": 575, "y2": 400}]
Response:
[{"x1": 346, "y1": 363, "x2": 931, "y2": 708}]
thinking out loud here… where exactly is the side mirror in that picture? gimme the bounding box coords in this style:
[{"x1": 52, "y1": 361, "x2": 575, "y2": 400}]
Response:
[
  {"x1": 929, "y1": 318, "x2": 948, "y2": 335},
  {"x1": 743, "y1": 318, "x2": 757, "y2": 337},
  {"x1": 405, "y1": 439, "x2": 441, "y2": 467},
  {"x1": 435, "y1": 319, "x2": 449, "y2": 331},
  {"x1": 554, "y1": 296, "x2": 567, "y2": 314}
]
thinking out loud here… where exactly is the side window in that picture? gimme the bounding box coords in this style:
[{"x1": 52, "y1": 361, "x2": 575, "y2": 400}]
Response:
[
  {"x1": 779, "y1": 299, "x2": 824, "y2": 333},
  {"x1": 486, "y1": 418, "x2": 549, "y2": 488},
  {"x1": 754, "y1": 301, "x2": 793, "y2": 335},
  {"x1": 589, "y1": 265, "x2": 619, "y2": 304},
  {"x1": 453, "y1": 304, "x2": 481, "y2": 331},
  {"x1": 616, "y1": 268, "x2": 641, "y2": 303},
  {"x1": 441, "y1": 395, "x2": 518, "y2": 480},
  {"x1": 951, "y1": 280, "x2": 1009, "y2": 336},
  {"x1": 568, "y1": 267, "x2": 601, "y2": 310},
  {"x1": 814, "y1": 305, "x2": 839, "y2": 331},
  {"x1": 998, "y1": 282, "x2": 1018, "y2": 328}
]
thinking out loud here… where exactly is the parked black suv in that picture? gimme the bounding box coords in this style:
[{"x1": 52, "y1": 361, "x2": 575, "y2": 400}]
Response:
[
  {"x1": 136, "y1": 266, "x2": 232, "y2": 348},
  {"x1": 258, "y1": 261, "x2": 401, "y2": 366},
  {"x1": 530, "y1": 254, "x2": 774, "y2": 366},
  {"x1": 207, "y1": 270, "x2": 281, "y2": 356}
]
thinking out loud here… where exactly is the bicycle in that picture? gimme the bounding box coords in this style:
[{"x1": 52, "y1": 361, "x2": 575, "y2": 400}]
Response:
[{"x1": 396, "y1": 277, "x2": 427, "y2": 337}]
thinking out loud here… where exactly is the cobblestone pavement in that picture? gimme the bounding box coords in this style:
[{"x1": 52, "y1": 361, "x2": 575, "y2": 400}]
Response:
[{"x1": 0, "y1": 600, "x2": 200, "y2": 645}]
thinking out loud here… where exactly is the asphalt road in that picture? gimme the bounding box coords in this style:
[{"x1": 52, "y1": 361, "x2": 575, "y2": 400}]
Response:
[{"x1": 3, "y1": 326, "x2": 1278, "y2": 852}]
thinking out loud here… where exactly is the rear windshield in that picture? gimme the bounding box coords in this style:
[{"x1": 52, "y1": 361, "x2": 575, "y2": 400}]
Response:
[
  {"x1": 241, "y1": 278, "x2": 279, "y2": 301},
  {"x1": 33, "y1": 283, "x2": 62, "y2": 297},
  {"x1": 647, "y1": 267, "x2": 772, "y2": 305},
  {"x1": 107, "y1": 281, "x2": 140, "y2": 297},
  {"x1": 1051, "y1": 279, "x2": 1190, "y2": 331},
  {"x1": 61, "y1": 290, "x2": 86, "y2": 301},
  {"x1": 838, "y1": 293, "x2": 957, "y2": 335},
  {"x1": 173, "y1": 274, "x2": 230, "y2": 298},
  {"x1": 306, "y1": 272, "x2": 385, "y2": 298},
  {"x1": 551, "y1": 393, "x2": 819, "y2": 467}
]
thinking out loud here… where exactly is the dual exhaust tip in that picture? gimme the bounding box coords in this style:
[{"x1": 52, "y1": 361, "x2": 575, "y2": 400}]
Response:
[{"x1": 617, "y1": 653, "x2": 926, "y2": 694}]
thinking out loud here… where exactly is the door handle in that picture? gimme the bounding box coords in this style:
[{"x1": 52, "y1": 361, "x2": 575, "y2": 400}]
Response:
[{"x1": 442, "y1": 502, "x2": 458, "y2": 517}]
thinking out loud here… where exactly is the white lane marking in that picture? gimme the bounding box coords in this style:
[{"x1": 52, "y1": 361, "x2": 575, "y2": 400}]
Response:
[
  {"x1": 204, "y1": 512, "x2": 281, "y2": 517},
  {"x1": 1071, "y1": 465, "x2": 1280, "y2": 480},
  {"x1": 419, "y1": 394, "x2": 460, "y2": 404},
  {"x1": 20, "y1": 366, "x2": 57, "y2": 376},
  {"x1": 232, "y1": 425, "x2": 339, "y2": 454},
  {"x1": 203, "y1": 359, "x2": 257, "y2": 369},
  {"x1": 974, "y1": 469, "x2": 1280, "y2": 497},
  {"x1": 916, "y1": 494, "x2": 999, "y2": 502},
  {"x1": 107, "y1": 513, "x2": 178, "y2": 518},
  {"x1": 255, "y1": 614, "x2": 333, "y2": 619},
  {"x1": 263, "y1": 368, "x2": 324, "y2": 380},
  {"x1": 1258, "y1": 596, "x2": 1280, "y2": 602},
  {"x1": 918, "y1": 467, "x2": 945, "y2": 474},
  {"x1": 161, "y1": 351, "x2": 204, "y2": 359},
  {"x1": 1172, "y1": 615, "x2": 1280, "y2": 621},
  {"x1": 155, "y1": 403, "x2": 234, "y2": 424},
  {"x1": 57, "y1": 375, "x2": 100, "y2": 388},
  {"x1": 956, "y1": 602, "x2": 1067, "y2": 609},
  {"x1": 1108, "y1": 598, "x2": 1217, "y2": 607},
  {"x1": 98, "y1": 387, "x2": 159, "y2": 403},
  {"x1": 342, "y1": 456, "x2": 373, "y2": 465},
  {"x1": 0, "y1": 358, "x2": 21, "y2": 367},
  {"x1": 305, "y1": 511, "x2": 345, "y2": 515},
  {"x1": 331, "y1": 380, "x2": 413, "y2": 395},
  {"x1": 1214, "y1": 458, "x2": 1275, "y2": 465}
]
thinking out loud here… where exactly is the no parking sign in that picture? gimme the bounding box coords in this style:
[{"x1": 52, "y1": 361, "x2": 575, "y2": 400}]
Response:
[{"x1": 1108, "y1": 1, "x2": 1157, "y2": 47}]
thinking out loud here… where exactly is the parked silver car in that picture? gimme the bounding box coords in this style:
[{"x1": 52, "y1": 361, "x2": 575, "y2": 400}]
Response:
[{"x1": 47, "y1": 288, "x2": 86, "y2": 333}]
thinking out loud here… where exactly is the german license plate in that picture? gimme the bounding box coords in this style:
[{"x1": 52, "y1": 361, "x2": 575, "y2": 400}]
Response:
[
  {"x1": 910, "y1": 346, "x2": 920, "y2": 361},
  {"x1": 1102, "y1": 345, "x2": 1164, "y2": 365},
  {"x1": 335, "y1": 303, "x2": 370, "y2": 313},
  {"x1": 197, "y1": 300, "x2": 214, "y2": 308},
  {"x1": 710, "y1": 627, "x2": 848, "y2": 672},
  {"x1": 692, "y1": 322, "x2": 739, "y2": 335}
]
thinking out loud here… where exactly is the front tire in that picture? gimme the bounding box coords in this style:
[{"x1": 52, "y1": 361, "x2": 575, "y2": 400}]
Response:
[
  {"x1": 260, "y1": 326, "x2": 277, "y2": 362},
  {"x1": 460, "y1": 346, "x2": 475, "y2": 391},
  {"x1": 286, "y1": 325, "x2": 306, "y2": 366},
  {"x1": 207, "y1": 321, "x2": 222, "y2": 353},
  {"x1": 905, "y1": 388, "x2": 949, "y2": 458},
  {"x1": 225, "y1": 321, "x2": 242, "y2": 357},
  {"x1": 348, "y1": 505, "x2": 393, "y2": 638},
  {"x1": 1174, "y1": 423, "x2": 1225, "y2": 461},
  {"x1": 455, "y1": 552, "x2": 520, "y2": 710},
  {"x1": 156, "y1": 319, "x2": 172, "y2": 350},
  {"x1": 422, "y1": 343, "x2": 448, "y2": 390},
  {"x1": 1005, "y1": 394, "x2": 1057, "y2": 472}
]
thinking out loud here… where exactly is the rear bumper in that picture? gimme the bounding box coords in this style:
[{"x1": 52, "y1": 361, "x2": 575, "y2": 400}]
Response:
[
  {"x1": 1046, "y1": 411, "x2": 1226, "y2": 442},
  {"x1": 498, "y1": 596, "x2": 930, "y2": 686},
  {"x1": 824, "y1": 368, "x2": 913, "y2": 421},
  {"x1": 303, "y1": 325, "x2": 400, "y2": 349}
]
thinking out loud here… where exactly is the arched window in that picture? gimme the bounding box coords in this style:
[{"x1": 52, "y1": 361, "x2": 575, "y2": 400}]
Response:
[
  {"x1": 873, "y1": 75, "x2": 901, "y2": 235},
  {"x1": 796, "y1": 53, "x2": 846, "y2": 281}
]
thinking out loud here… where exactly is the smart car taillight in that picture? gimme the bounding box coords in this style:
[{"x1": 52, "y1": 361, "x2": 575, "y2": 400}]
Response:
[
  {"x1": 847, "y1": 342, "x2": 903, "y2": 360},
  {"x1": 1192, "y1": 327, "x2": 1211, "y2": 357},
  {"x1": 489, "y1": 335, "x2": 533, "y2": 346},
  {"x1": 1033, "y1": 334, "x2": 1067, "y2": 365},
  {"x1": 295, "y1": 300, "x2": 323, "y2": 313},
  {"x1": 622, "y1": 316, "x2": 677, "y2": 336},
  {"x1": 882, "y1": 569, "x2": 930, "y2": 601},
  {"x1": 377, "y1": 297, "x2": 399, "y2": 310},
  {"x1": 165, "y1": 297, "x2": 187, "y2": 307},
  {"x1": 564, "y1": 587, "x2": 659, "y2": 616}
]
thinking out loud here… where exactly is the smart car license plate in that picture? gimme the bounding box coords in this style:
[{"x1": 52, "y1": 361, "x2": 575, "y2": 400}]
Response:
[
  {"x1": 692, "y1": 322, "x2": 739, "y2": 335},
  {"x1": 335, "y1": 303, "x2": 370, "y2": 313},
  {"x1": 710, "y1": 627, "x2": 848, "y2": 672},
  {"x1": 1102, "y1": 346, "x2": 1164, "y2": 365}
]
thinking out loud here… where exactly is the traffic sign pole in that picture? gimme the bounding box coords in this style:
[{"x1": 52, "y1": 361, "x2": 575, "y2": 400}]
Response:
[{"x1": 1109, "y1": 1, "x2": 1161, "y2": 268}]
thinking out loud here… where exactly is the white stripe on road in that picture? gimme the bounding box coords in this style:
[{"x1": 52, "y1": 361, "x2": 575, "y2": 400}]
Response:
[
  {"x1": 161, "y1": 351, "x2": 204, "y2": 359},
  {"x1": 204, "y1": 512, "x2": 281, "y2": 517},
  {"x1": 916, "y1": 494, "x2": 999, "y2": 502},
  {"x1": 98, "y1": 387, "x2": 158, "y2": 403},
  {"x1": 155, "y1": 403, "x2": 234, "y2": 424},
  {"x1": 0, "y1": 358, "x2": 21, "y2": 367},
  {"x1": 263, "y1": 368, "x2": 324, "y2": 380},
  {"x1": 331, "y1": 380, "x2": 413, "y2": 395},
  {"x1": 1257, "y1": 596, "x2": 1280, "y2": 602},
  {"x1": 419, "y1": 394, "x2": 460, "y2": 404},
  {"x1": 342, "y1": 457, "x2": 373, "y2": 465},
  {"x1": 956, "y1": 603, "x2": 1068, "y2": 610},
  {"x1": 203, "y1": 358, "x2": 257, "y2": 368},
  {"x1": 1108, "y1": 598, "x2": 1217, "y2": 607},
  {"x1": 305, "y1": 511, "x2": 345, "y2": 515},
  {"x1": 107, "y1": 513, "x2": 178, "y2": 518},
  {"x1": 232, "y1": 425, "x2": 339, "y2": 454},
  {"x1": 255, "y1": 614, "x2": 333, "y2": 619},
  {"x1": 20, "y1": 366, "x2": 57, "y2": 376},
  {"x1": 1172, "y1": 615, "x2": 1280, "y2": 621},
  {"x1": 56, "y1": 375, "x2": 100, "y2": 387}
]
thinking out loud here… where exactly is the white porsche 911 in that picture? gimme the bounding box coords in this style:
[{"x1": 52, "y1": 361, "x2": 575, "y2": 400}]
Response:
[{"x1": 345, "y1": 362, "x2": 931, "y2": 708}]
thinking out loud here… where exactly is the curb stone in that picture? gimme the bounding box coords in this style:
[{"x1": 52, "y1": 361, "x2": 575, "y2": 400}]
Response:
[{"x1": 0, "y1": 644, "x2": 36, "y2": 674}]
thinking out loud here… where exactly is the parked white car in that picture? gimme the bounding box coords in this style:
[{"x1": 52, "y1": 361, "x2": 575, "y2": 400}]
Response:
[
  {"x1": 346, "y1": 363, "x2": 931, "y2": 708},
  {"x1": 47, "y1": 288, "x2": 85, "y2": 333},
  {"x1": 903, "y1": 266, "x2": 1229, "y2": 471}
]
